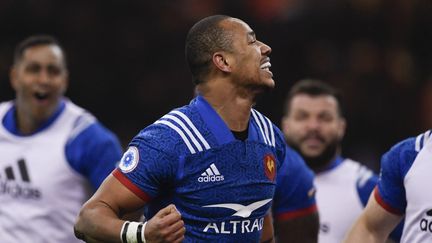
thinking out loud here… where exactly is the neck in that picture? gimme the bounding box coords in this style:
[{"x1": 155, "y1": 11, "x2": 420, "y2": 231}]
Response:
[
  {"x1": 15, "y1": 107, "x2": 44, "y2": 135},
  {"x1": 197, "y1": 80, "x2": 256, "y2": 132},
  {"x1": 309, "y1": 150, "x2": 341, "y2": 173},
  {"x1": 13, "y1": 99, "x2": 60, "y2": 135}
]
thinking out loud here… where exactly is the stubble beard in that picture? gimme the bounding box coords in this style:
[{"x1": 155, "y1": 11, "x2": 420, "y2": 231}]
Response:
[{"x1": 287, "y1": 137, "x2": 340, "y2": 172}]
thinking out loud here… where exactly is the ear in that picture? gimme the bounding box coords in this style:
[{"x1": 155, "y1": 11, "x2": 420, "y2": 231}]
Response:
[
  {"x1": 212, "y1": 53, "x2": 231, "y2": 73},
  {"x1": 62, "y1": 70, "x2": 69, "y2": 94},
  {"x1": 281, "y1": 115, "x2": 290, "y2": 135},
  {"x1": 338, "y1": 117, "x2": 346, "y2": 139}
]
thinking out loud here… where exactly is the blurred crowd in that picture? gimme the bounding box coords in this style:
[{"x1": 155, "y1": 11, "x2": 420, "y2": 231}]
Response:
[{"x1": 0, "y1": 0, "x2": 431, "y2": 170}]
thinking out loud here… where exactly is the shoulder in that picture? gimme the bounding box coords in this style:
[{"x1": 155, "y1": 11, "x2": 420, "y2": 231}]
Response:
[
  {"x1": 0, "y1": 101, "x2": 13, "y2": 122},
  {"x1": 381, "y1": 131, "x2": 428, "y2": 176},
  {"x1": 0, "y1": 101, "x2": 13, "y2": 111},
  {"x1": 342, "y1": 159, "x2": 377, "y2": 181},
  {"x1": 64, "y1": 101, "x2": 118, "y2": 144},
  {"x1": 132, "y1": 105, "x2": 211, "y2": 156}
]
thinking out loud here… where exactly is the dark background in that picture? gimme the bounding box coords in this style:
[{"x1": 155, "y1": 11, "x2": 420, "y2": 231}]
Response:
[{"x1": 1, "y1": 0, "x2": 431, "y2": 171}]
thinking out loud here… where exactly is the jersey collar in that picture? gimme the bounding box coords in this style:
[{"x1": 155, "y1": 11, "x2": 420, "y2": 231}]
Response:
[
  {"x1": 3, "y1": 99, "x2": 66, "y2": 136},
  {"x1": 192, "y1": 95, "x2": 261, "y2": 145},
  {"x1": 318, "y1": 155, "x2": 344, "y2": 173}
]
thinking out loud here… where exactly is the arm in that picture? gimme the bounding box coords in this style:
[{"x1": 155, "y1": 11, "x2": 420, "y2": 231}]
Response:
[
  {"x1": 274, "y1": 211, "x2": 319, "y2": 243},
  {"x1": 272, "y1": 146, "x2": 319, "y2": 242},
  {"x1": 260, "y1": 212, "x2": 275, "y2": 243},
  {"x1": 344, "y1": 193, "x2": 403, "y2": 243},
  {"x1": 74, "y1": 174, "x2": 185, "y2": 243}
]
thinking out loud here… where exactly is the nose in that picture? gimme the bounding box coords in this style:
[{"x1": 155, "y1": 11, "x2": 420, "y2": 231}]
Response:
[
  {"x1": 36, "y1": 68, "x2": 50, "y2": 85},
  {"x1": 305, "y1": 118, "x2": 320, "y2": 131},
  {"x1": 260, "y1": 41, "x2": 272, "y2": 56}
]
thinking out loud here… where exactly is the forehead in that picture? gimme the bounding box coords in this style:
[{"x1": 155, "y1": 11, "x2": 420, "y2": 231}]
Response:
[
  {"x1": 20, "y1": 44, "x2": 64, "y2": 65},
  {"x1": 222, "y1": 18, "x2": 254, "y2": 36},
  {"x1": 290, "y1": 94, "x2": 339, "y2": 113}
]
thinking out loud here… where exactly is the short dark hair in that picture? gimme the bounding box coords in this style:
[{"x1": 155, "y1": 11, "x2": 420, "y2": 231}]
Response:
[
  {"x1": 284, "y1": 79, "x2": 344, "y2": 117},
  {"x1": 185, "y1": 15, "x2": 234, "y2": 85},
  {"x1": 13, "y1": 35, "x2": 66, "y2": 66}
]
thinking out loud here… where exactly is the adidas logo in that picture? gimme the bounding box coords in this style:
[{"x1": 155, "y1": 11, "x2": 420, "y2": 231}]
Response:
[
  {"x1": 0, "y1": 159, "x2": 41, "y2": 199},
  {"x1": 198, "y1": 163, "x2": 224, "y2": 183},
  {"x1": 3, "y1": 159, "x2": 30, "y2": 182}
]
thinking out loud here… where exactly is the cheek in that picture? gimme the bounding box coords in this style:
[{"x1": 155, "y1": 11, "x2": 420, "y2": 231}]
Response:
[
  {"x1": 53, "y1": 78, "x2": 68, "y2": 93},
  {"x1": 322, "y1": 126, "x2": 342, "y2": 139},
  {"x1": 284, "y1": 123, "x2": 305, "y2": 139}
]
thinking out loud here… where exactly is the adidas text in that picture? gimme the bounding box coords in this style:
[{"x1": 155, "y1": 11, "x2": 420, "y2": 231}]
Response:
[
  {"x1": 198, "y1": 175, "x2": 224, "y2": 183},
  {"x1": 0, "y1": 180, "x2": 41, "y2": 199}
]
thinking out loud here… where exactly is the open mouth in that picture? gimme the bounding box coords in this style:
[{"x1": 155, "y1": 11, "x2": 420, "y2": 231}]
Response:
[
  {"x1": 260, "y1": 61, "x2": 271, "y2": 71},
  {"x1": 34, "y1": 91, "x2": 50, "y2": 101}
]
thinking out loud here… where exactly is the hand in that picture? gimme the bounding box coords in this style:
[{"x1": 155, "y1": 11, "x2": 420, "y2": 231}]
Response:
[{"x1": 145, "y1": 204, "x2": 185, "y2": 243}]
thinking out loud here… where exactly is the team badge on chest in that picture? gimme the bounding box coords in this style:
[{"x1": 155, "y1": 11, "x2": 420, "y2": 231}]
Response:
[{"x1": 263, "y1": 154, "x2": 276, "y2": 181}]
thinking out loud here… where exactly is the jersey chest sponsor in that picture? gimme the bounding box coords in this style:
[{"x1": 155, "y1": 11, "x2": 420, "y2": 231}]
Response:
[
  {"x1": 203, "y1": 217, "x2": 264, "y2": 234},
  {"x1": 201, "y1": 198, "x2": 271, "y2": 234}
]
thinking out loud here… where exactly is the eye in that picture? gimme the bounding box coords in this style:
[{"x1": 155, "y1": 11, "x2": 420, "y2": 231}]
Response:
[
  {"x1": 25, "y1": 63, "x2": 41, "y2": 73},
  {"x1": 318, "y1": 113, "x2": 334, "y2": 122},
  {"x1": 293, "y1": 112, "x2": 308, "y2": 121},
  {"x1": 47, "y1": 65, "x2": 62, "y2": 76}
]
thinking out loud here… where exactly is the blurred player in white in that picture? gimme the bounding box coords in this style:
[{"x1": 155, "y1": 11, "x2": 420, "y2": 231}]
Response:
[
  {"x1": 0, "y1": 35, "x2": 123, "y2": 243},
  {"x1": 277, "y1": 79, "x2": 401, "y2": 243}
]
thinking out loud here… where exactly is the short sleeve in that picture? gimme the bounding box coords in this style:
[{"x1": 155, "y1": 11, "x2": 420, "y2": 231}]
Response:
[
  {"x1": 273, "y1": 146, "x2": 317, "y2": 221},
  {"x1": 375, "y1": 138, "x2": 417, "y2": 215},
  {"x1": 66, "y1": 122, "x2": 123, "y2": 189},
  {"x1": 113, "y1": 129, "x2": 178, "y2": 202},
  {"x1": 356, "y1": 166, "x2": 378, "y2": 207}
]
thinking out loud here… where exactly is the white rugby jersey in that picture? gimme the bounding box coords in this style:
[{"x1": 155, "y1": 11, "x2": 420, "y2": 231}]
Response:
[
  {"x1": 315, "y1": 157, "x2": 377, "y2": 243},
  {"x1": 0, "y1": 99, "x2": 122, "y2": 243},
  {"x1": 376, "y1": 130, "x2": 432, "y2": 242}
]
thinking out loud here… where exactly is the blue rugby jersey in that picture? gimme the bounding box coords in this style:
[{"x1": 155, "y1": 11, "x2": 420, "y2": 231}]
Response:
[
  {"x1": 113, "y1": 95, "x2": 316, "y2": 242},
  {"x1": 375, "y1": 130, "x2": 432, "y2": 242}
]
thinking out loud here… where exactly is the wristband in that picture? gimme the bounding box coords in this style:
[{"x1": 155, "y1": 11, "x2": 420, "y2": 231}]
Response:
[
  {"x1": 120, "y1": 221, "x2": 147, "y2": 243},
  {"x1": 139, "y1": 222, "x2": 147, "y2": 243},
  {"x1": 120, "y1": 221, "x2": 130, "y2": 243}
]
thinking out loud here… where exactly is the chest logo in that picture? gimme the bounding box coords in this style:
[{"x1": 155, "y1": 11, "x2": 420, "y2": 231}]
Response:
[
  {"x1": 0, "y1": 159, "x2": 41, "y2": 200},
  {"x1": 203, "y1": 198, "x2": 272, "y2": 218},
  {"x1": 119, "y1": 146, "x2": 139, "y2": 173},
  {"x1": 263, "y1": 154, "x2": 276, "y2": 181},
  {"x1": 198, "y1": 163, "x2": 224, "y2": 182}
]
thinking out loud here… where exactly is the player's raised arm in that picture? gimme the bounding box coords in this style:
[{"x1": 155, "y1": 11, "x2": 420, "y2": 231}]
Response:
[{"x1": 74, "y1": 174, "x2": 185, "y2": 243}]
